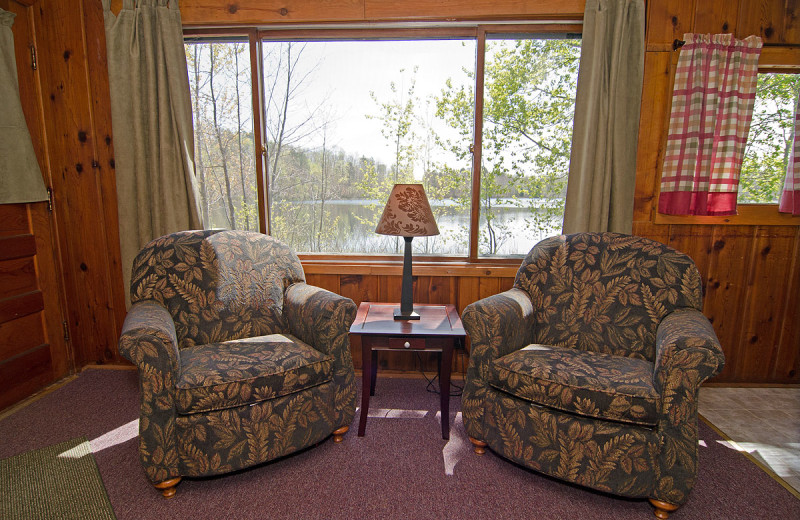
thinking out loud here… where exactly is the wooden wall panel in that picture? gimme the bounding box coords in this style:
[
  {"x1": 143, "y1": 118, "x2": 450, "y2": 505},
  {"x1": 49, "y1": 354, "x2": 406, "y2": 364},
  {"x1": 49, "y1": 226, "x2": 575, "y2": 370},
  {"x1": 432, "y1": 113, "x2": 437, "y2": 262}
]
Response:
[
  {"x1": 646, "y1": 0, "x2": 695, "y2": 48},
  {"x1": 0, "y1": 345, "x2": 52, "y2": 411},
  {"x1": 30, "y1": 0, "x2": 125, "y2": 366},
  {"x1": 363, "y1": 0, "x2": 584, "y2": 21},
  {"x1": 694, "y1": 0, "x2": 738, "y2": 35},
  {"x1": 735, "y1": 227, "x2": 797, "y2": 381},
  {"x1": 774, "y1": 231, "x2": 800, "y2": 381},
  {"x1": 737, "y1": 0, "x2": 799, "y2": 43},
  {"x1": 171, "y1": 0, "x2": 586, "y2": 26},
  {"x1": 176, "y1": 0, "x2": 365, "y2": 26},
  {"x1": 0, "y1": 258, "x2": 38, "y2": 299},
  {"x1": 634, "y1": 51, "x2": 673, "y2": 222},
  {"x1": 0, "y1": 206, "x2": 29, "y2": 236},
  {"x1": 0, "y1": 202, "x2": 66, "y2": 413}
]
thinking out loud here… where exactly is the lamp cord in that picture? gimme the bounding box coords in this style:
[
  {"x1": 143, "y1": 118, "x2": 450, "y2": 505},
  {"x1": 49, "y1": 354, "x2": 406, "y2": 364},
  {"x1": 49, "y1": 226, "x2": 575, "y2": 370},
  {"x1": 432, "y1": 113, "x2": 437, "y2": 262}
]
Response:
[{"x1": 415, "y1": 351, "x2": 463, "y2": 397}]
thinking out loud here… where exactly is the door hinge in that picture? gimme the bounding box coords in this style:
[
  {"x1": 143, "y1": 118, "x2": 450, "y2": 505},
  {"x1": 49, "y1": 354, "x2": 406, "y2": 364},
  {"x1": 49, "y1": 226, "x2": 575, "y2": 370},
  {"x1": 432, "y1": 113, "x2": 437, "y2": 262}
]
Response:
[
  {"x1": 30, "y1": 45, "x2": 37, "y2": 71},
  {"x1": 47, "y1": 187, "x2": 53, "y2": 212},
  {"x1": 62, "y1": 320, "x2": 70, "y2": 342}
]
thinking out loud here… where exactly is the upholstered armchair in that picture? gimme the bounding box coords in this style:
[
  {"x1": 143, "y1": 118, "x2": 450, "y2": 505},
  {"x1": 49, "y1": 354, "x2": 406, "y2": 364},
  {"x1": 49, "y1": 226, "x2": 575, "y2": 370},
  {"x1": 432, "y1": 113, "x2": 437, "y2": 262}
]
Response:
[
  {"x1": 119, "y1": 230, "x2": 357, "y2": 498},
  {"x1": 462, "y1": 233, "x2": 724, "y2": 519}
]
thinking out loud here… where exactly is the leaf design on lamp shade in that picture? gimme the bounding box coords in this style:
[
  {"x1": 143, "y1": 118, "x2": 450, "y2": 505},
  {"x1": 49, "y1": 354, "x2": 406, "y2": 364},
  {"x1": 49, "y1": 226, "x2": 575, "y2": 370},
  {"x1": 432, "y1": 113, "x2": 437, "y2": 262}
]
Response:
[{"x1": 395, "y1": 185, "x2": 432, "y2": 223}]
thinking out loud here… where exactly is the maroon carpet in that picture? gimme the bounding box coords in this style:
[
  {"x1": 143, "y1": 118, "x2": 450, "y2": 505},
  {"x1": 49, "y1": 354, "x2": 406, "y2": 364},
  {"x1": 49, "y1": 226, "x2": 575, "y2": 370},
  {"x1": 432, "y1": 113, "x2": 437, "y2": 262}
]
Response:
[{"x1": 1, "y1": 369, "x2": 798, "y2": 519}]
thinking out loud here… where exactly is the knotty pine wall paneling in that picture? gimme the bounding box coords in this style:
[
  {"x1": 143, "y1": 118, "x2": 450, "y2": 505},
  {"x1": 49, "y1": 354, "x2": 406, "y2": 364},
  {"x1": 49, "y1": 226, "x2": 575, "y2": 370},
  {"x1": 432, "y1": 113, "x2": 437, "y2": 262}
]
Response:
[{"x1": 25, "y1": 0, "x2": 126, "y2": 367}]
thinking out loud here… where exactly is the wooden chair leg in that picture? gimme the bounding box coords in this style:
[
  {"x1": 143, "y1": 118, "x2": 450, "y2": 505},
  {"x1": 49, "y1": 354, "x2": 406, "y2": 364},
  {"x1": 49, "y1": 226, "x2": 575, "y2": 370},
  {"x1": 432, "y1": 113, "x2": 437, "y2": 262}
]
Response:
[
  {"x1": 332, "y1": 425, "x2": 349, "y2": 443},
  {"x1": 154, "y1": 477, "x2": 181, "y2": 499},
  {"x1": 648, "y1": 499, "x2": 678, "y2": 519},
  {"x1": 469, "y1": 437, "x2": 488, "y2": 455}
]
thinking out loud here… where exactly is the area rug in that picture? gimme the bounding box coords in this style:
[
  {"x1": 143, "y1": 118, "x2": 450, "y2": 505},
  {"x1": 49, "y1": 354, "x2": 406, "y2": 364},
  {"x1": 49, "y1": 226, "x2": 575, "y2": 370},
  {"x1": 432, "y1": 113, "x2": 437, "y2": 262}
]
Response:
[
  {"x1": 0, "y1": 369, "x2": 798, "y2": 519},
  {"x1": 0, "y1": 436, "x2": 116, "y2": 520}
]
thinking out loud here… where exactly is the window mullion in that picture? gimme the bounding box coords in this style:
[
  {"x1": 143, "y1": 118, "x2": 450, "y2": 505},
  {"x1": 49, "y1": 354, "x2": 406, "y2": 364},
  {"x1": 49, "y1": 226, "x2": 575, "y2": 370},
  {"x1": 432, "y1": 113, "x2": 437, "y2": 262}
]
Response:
[
  {"x1": 249, "y1": 31, "x2": 270, "y2": 235},
  {"x1": 469, "y1": 29, "x2": 487, "y2": 261}
]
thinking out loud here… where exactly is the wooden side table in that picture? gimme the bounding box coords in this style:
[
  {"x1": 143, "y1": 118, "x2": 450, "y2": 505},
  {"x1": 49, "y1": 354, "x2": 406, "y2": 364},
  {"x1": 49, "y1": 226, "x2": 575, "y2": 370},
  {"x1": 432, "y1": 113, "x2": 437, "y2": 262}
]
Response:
[{"x1": 349, "y1": 302, "x2": 466, "y2": 440}]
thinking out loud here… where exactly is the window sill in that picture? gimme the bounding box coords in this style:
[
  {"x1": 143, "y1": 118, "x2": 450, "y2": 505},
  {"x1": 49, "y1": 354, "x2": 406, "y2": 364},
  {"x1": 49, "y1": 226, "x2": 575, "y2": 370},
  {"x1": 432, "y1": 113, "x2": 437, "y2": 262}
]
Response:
[
  {"x1": 299, "y1": 256, "x2": 521, "y2": 277},
  {"x1": 653, "y1": 204, "x2": 800, "y2": 226}
]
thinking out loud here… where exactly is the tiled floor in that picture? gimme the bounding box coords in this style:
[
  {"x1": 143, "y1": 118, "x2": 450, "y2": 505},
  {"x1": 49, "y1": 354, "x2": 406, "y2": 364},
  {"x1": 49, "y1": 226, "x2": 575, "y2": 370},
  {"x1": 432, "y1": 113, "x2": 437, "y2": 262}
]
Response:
[{"x1": 699, "y1": 387, "x2": 800, "y2": 495}]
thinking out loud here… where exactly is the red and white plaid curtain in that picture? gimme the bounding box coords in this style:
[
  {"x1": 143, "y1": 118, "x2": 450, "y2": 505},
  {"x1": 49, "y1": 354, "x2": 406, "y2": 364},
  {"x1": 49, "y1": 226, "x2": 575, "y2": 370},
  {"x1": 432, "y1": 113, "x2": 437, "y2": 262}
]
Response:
[
  {"x1": 778, "y1": 91, "x2": 800, "y2": 215},
  {"x1": 659, "y1": 34, "x2": 762, "y2": 216}
]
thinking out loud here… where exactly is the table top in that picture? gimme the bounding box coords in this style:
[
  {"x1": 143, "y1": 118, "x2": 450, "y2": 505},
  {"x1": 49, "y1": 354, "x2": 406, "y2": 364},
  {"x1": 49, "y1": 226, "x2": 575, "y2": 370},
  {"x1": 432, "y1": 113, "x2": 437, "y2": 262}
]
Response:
[{"x1": 350, "y1": 302, "x2": 466, "y2": 337}]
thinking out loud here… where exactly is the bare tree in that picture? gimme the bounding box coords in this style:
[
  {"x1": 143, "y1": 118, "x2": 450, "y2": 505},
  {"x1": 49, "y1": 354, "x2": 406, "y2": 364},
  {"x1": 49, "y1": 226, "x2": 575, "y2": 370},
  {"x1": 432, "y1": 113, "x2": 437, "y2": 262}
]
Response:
[
  {"x1": 187, "y1": 44, "x2": 210, "y2": 225},
  {"x1": 208, "y1": 46, "x2": 237, "y2": 228},
  {"x1": 233, "y1": 42, "x2": 251, "y2": 230}
]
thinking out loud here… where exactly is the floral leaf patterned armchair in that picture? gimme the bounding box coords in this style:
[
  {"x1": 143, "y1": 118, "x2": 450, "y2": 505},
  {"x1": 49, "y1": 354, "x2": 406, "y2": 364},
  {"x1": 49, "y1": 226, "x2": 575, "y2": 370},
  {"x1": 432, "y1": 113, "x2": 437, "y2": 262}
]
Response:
[
  {"x1": 119, "y1": 230, "x2": 357, "y2": 498},
  {"x1": 462, "y1": 233, "x2": 724, "y2": 519}
]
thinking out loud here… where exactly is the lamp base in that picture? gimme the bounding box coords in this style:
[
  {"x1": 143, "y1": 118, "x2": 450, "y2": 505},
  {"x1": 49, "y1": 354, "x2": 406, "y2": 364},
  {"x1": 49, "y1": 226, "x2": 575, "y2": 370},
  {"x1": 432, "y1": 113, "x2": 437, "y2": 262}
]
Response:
[{"x1": 393, "y1": 308, "x2": 421, "y2": 320}]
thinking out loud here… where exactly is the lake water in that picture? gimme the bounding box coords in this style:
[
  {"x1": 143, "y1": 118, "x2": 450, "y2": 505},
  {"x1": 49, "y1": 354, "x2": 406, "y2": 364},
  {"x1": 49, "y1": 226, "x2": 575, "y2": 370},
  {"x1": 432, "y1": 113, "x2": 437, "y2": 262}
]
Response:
[{"x1": 273, "y1": 198, "x2": 562, "y2": 256}]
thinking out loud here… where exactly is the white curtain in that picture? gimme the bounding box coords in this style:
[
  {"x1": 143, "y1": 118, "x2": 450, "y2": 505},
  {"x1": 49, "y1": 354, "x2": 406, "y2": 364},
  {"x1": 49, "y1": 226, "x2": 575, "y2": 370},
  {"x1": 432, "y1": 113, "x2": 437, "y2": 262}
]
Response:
[
  {"x1": 102, "y1": 0, "x2": 202, "y2": 305},
  {"x1": 562, "y1": 0, "x2": 645, "y2": 234},
  {"x1": 0, "y1": 8, "x2": 48, "y2": 205}
]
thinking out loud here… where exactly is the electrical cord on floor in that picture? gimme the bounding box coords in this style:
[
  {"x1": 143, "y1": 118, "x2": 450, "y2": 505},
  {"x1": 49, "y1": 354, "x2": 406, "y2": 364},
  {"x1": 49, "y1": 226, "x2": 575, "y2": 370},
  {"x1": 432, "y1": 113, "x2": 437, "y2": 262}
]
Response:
[{"x1": 415, "y1": 351, "x2": 463, "y2": 396}]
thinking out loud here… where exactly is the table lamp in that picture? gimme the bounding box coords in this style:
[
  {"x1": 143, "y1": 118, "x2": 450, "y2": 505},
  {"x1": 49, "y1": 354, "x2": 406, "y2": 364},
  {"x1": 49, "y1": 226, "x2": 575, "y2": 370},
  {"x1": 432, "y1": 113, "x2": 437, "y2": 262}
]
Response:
[{"x1": 375, "y1": 184, "x2": 440, "y2": 320}]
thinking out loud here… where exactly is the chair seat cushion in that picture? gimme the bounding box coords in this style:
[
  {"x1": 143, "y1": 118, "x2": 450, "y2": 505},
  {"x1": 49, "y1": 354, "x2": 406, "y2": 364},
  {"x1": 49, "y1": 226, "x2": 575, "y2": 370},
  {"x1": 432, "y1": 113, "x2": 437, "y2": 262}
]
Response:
[
  {"x1": 489, "y1": 344, "x2": 659, "y2": 426},
  {"x1": 175, "y1": 334, "x2": 333, "y2": 414}
]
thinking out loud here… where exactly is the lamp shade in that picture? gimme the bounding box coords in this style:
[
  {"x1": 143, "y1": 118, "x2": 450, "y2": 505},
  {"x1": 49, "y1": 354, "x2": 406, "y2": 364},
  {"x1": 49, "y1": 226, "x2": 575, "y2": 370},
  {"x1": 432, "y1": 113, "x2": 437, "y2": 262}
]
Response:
[{"x1": 375, "y1": 184, "x2": 440, "y2": 237}]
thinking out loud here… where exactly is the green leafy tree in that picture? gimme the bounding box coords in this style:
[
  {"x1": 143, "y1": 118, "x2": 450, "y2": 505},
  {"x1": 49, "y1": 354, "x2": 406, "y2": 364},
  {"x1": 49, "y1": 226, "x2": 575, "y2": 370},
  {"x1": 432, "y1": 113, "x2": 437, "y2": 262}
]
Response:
[
  {"x1": 739, "y1": 73, "x2": 800, "y2": 203},
  {"x1": 436, "y1": 37, "x2": 581, "y2": 254}
]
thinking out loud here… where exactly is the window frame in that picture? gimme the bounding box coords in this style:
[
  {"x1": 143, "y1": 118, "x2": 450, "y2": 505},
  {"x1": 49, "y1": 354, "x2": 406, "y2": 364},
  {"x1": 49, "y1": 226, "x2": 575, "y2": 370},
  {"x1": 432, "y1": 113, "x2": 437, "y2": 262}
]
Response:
[
  {"x1": 184, "y1": 22, "x2": 583, "y2": 266},
  {"x1": 653, "y1": 46, "x2": 800, "y2": 226}
]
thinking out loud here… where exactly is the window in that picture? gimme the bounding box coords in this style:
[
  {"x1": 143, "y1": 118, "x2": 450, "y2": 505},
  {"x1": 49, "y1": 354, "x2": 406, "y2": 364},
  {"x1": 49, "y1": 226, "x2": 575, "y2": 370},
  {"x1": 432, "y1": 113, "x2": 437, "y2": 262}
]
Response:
[
  {"x1": 185, "y1": 39, "x2": 257, "y2": 231},
  {"x1": 739, "y1": 72, "x2": 800, "y2": 204},
  {"x1": 477, "y1": 35, "x2": 580, "y2": 255},
  {"x1": 262, "y1": 39, "x2": 474, "y2": 256},
  {"x1": 185, "y1": 27, "x2": 581, "y2": 258}
]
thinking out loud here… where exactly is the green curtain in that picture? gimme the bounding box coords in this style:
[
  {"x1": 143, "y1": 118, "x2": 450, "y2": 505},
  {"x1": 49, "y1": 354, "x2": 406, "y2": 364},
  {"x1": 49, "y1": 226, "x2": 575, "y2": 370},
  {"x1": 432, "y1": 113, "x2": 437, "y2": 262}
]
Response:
[
  {"x1": 102, "y1": 0, "x2": 202, "y2": 305},
  {"x1": 562, "y1": 0, "x2": 645, "y2": 234},
  {"x1": 0, "y1": 8, "x2": 48, "y2": 205}
]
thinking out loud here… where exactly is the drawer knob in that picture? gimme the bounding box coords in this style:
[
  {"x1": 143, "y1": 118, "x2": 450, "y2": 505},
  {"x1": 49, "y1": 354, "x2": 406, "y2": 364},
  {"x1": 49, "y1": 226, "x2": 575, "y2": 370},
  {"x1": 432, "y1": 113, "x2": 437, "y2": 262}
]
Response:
[{"x1": 404, "y1": 341, "x2": 411, "y2": 349}]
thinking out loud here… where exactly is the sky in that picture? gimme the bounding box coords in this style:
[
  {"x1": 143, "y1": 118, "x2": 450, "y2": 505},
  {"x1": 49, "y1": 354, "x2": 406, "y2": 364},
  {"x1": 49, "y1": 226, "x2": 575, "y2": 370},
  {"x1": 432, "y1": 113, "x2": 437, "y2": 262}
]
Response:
[{"x1": 261, "y1": 39, "x2": 477, "y2": 174}]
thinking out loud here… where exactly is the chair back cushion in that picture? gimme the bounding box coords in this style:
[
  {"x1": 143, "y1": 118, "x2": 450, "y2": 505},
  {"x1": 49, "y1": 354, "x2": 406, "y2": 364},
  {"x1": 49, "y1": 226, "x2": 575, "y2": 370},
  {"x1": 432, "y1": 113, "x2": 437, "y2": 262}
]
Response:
[
  {"x1": 514, "y1": 232, "x2": 703, "y2": 361},
  {"x1": 129, "y1": 230, "x2": 306, "y2": 347}
]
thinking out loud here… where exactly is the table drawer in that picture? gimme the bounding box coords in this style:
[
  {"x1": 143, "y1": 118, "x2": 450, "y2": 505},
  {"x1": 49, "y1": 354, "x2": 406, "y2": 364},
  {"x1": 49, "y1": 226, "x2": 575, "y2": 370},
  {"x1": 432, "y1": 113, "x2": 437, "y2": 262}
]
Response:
[{"x1": 388, "y1": 337, "x2": 426, "y2": 350}]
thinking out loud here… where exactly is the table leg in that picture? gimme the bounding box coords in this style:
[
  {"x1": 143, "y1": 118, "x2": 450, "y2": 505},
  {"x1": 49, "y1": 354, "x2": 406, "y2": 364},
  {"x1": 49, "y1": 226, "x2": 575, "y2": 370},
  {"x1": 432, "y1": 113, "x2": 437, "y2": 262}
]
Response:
[
  {"x1": 370, "y1": 349, "x2": 378, "y2": 396},
  {"x1": 358, "y1": 342, "x2": 372, "y2": 436},
  {"x1": 440, "y1": 341, "x2": 454, "y2": 440}
]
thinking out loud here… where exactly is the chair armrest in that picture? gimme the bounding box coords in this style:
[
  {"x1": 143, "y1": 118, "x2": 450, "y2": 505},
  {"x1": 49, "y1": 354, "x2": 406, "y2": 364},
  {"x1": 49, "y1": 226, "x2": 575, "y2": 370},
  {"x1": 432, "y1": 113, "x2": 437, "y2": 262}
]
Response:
[
  {"x1": 462, "y1": 288, "x2": 537, "y2": 368},
  {"x1": 118, "y1": 300, "x2": 180, "y2": 379},
  {"x1": 284, "y1": 283, "x2": 357, "y2": 357},
  {"x1": 284, "y1": 282, "x2": 358, "y2": 427},
  {"x1": 117, "y1": 300, "x2": 181, "y2": 484},
  {"x1": 651, "y1": 308, "x2": 724, "y2": 503},
  {"x1": 461, "y1": 288, "x2": 536, "y2": 442},
  {"x1": 654, "y1": 308, "x2": 725, "y2": 395}
]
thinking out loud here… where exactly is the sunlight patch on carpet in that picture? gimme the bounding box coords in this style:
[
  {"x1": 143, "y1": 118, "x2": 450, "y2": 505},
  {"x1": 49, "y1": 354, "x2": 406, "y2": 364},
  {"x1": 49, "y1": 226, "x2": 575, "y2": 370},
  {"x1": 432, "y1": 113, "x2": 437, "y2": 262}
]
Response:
[
  {"x1": 438, "y1": 412, "x2": 466, "y2": 476},
  {"x1": 360, "y1": 407, "x2": 429, "y2": 419},
  {"x1": 89, "y1": 419, "x2": 139, "y2": 454}
]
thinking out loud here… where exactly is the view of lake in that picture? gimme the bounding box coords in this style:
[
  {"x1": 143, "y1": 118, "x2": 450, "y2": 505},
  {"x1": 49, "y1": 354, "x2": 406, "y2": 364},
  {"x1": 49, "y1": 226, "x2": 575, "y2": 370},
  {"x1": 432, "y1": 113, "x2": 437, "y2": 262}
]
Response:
[{"x1": 269, "y1": 198, "x2": 563, "y2": 256}]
